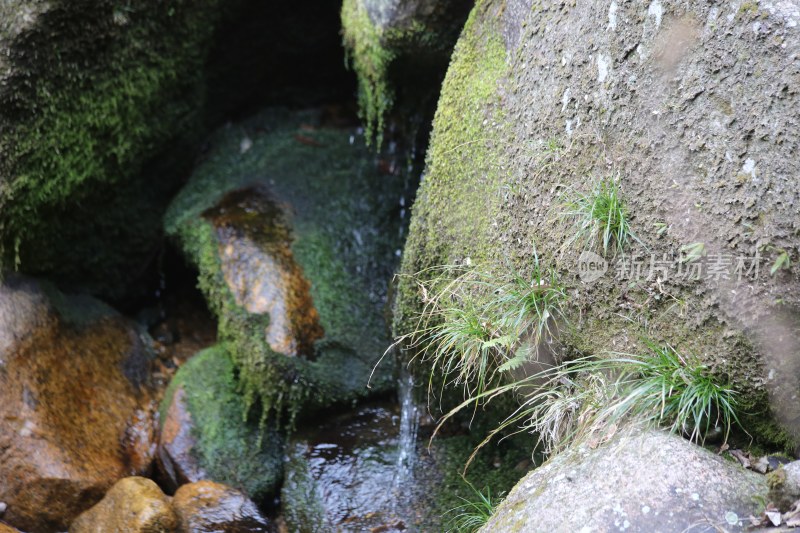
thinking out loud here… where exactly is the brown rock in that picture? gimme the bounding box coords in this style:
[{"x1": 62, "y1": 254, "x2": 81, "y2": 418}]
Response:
[
  {"x1": 0, "y1": 277, "x2": 158, "y2": 532},
  {"x1": 157, "y1": 386, "x2": 207, "y2": 490},
  {"x1": 202, "y1": 186, "x2": 324, "y2": 357},
  {"x1": 69, "y1": 477, "x2": 177, "y2": 533},
  {"x1": 0, "y1": 522, "x2": 22, "y2": 533},
  {"x1": 173, "y1": 480, "x2": 270, "y2": 533}
]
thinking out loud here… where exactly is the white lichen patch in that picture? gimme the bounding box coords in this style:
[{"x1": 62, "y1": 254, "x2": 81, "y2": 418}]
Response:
[
  {"x1": 741, "y1": 158, "x2": 757, "y2": 178},
  {"x1": 608, "y1": 1, "x2": 618, "y2": 30},
  {"x1": 597, "y1": 53, "x2": 612, "y2": 82},
  {"x1": 648, "y1": 0, "x2": 664, "y2": 28}
]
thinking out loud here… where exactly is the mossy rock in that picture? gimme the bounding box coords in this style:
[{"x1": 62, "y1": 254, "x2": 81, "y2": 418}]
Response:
[
  {"x1": 164, "y1": 107, "x2": 408, "y2": 424},
  {"x1": 159, "y1": 346, "x2": 283, "y2": 501},
  {"x1": 0, "y1": 0, "x2": 233, "y2": 299},
  {"x1": 394, "y1": 0, "x2": 800, "y2": 451},
  {"x1": 341, "y1": 0, "x2": 472, "y2": 145},
  {"x1": 0, "y1": 0, "x2": 352, "y2": 300}
]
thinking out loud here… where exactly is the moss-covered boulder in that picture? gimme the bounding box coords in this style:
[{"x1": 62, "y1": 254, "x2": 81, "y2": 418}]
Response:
[
  {"x1": 0, "y1": 0, "x2": 352, "y2": 300},
  {"x1": 0, "y1": 275, "x2": 158, "y2": 532},
  {"x1": 396, "y1": 0, "x2": 800, "y2": 449},
  {"x1": 0, "y1": 0, "x2": 230, "y2": 298},
  {"x1": 158, "y1": 346, "x2": 283, "y2": 501},
  {"x1": 341, "y1": 0, "x2": 472, "y2": 145},
  {"x1": 165, "y1": 108, "x2": 407, "y2": 423}
]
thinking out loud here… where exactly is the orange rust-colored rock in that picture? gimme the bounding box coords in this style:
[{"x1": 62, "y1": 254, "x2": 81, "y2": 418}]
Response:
[
  {"x1": 0, "y1": 276, "x2": 158, "y2": 532},
  {"x1": 69, "y1": 477, "x2": 177, "y2": 533},
  {"x1": 0, "y1": 522, "x2": 22, "y2": 533},
  {"x1": 157, "y1": 385, "x2": 207, "y2": 490},
  {"x1": 173, "y1": 480, "x2": 270, "y2": 532},
  {"x1": 202, "y1": 185, "x2": 324, "y2": 357}
]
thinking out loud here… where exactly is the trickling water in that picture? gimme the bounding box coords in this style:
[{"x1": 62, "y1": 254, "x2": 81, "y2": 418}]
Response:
[{"x1": 392, "y1": 361, "x2": 420, "y2": 493}]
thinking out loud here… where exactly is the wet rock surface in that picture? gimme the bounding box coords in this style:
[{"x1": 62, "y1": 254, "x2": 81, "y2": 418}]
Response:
[
  {"x1": 0, "y1": 276, "x2": 158, "y2": 532},
  {"x1": 483, "y1": 427, "x2": 766, "y2": 533},
  {"x1": 164, "y1": 108, "x2": 410, "y2": 419},
  {"x1": 202, "y1": 186, "x2": 324, "y2": 357},
  {"x1": 173, "y1": 480, "x2": 270, "y2": 532},
  {"x1": 158, "y1": 346, "x2": 284, "y2": 500},
  {"x1": 69, "y1": 477, "x2": 177, "y2": 533}
]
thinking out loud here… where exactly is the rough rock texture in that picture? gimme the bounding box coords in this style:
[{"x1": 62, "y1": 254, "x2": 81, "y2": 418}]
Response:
[
  {"x1": 0, "y1": 0, "x2": 352, "y2": 300},
  {"x1": 0, "y1": 276, "x2": 158, "y2": 532},
  {"x1": 69, "y1": 477, "x2": 177, "y2": 533},
  {"x1": 172, "y1": 480, "x2": 270, "y2": 532},
  {"x1": 396, "y1": 0, "x2": 800, "y2": 448},
  {"x1": 341, "y1": 0, "x2": 473, "y2": 144},
  {"x1": 158, "y1": 346, "x2": 283, "y2": 500},
  {"x1": 164, "y1": 108, "x2": 409, "y2": 423},
  {"x1": 483, "y1": 428, "x2": 766, "y2": 532},
  {"x1": 768, "y1": 461, "x2": 800, "y2": 511}
]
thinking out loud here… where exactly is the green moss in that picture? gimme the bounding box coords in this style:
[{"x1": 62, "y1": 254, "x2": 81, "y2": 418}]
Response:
[
  {"x1": 393, "y1": 0, "x2": 509, "y2": 344},
  {"x1": 160, "y1": 345, "x2": 284, "y2": 499},
  {"x1": 341, "y1": 0, "x2": 395, "y2": 146},
  {"x1": 341, "y1": 0, "x2": 471, "y2": 147},
  {"x1": 0, "y1": 0, "x2": 240, "y2": 295},
  {"x1": 431, "y1": 432, "x2": 531, "y2": 527},
  {"x1": 165, "y1": 108, "x2": 407, "y2": 424}
]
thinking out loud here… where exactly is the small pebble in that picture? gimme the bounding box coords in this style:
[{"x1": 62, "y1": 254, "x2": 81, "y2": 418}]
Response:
[{"x1": 0, "y1": 501, "x2": 6, "y2": 515}]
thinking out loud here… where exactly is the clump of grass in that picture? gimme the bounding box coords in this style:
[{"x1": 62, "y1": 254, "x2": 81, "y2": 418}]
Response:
[
  {"x1": 434, "y1": 340, "x2": 740, "y2": 467},
  {"x1": 561, "y1": 175, "x2": 637, "y2": 256},
  {"x1": 444, "y1": 481, "x2": 501, "y2": 533},
  {"x1": 399, "y1": 257, "x2": 567, "y2": 403}
]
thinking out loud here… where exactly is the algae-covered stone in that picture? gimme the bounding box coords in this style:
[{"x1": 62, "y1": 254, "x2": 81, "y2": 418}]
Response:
[
  {"x1": 341, "y1": 0, "x2": 472, "y2": 144},
  {"x1": 164, "y1": 108, "x2": 407, "y2": 422},
  {"x1": 396, "y1": 0, "x2": 800, "y2": 449},
  {"x1": 0, "y1": 275, "x2": 158, "y2": 532},
  {"x1": 158, "y1": 346, "x2": 283, "y2": 501},
  {"x1": 483, "y1": 427, "x2": 766, "y2": 533}
]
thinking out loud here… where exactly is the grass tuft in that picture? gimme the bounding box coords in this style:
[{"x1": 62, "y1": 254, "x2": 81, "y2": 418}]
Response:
[
  {"x1": 399, "y1": 256, "x2": 567, "y2": 403},
  {"x1": 433, "y1": 339, "x2": 740, "y2": 467},
  {"x1": 444, "y1": 480, "x2": 501, "y2": 533},
  {"x1": 561, "y1": 175, "x2": 637, "y2": 256}
]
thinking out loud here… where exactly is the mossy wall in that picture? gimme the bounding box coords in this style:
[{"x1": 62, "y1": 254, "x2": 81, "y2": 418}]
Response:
[
  {"x1": 0, "y1": 0, "x2": 354, "y2": 301},
  {"x1": 0, "y1": 0, "x2": 230, "y2": 296},
  {"x1": 396, "y1": 0, "x2": 800, "y2": 451}
]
